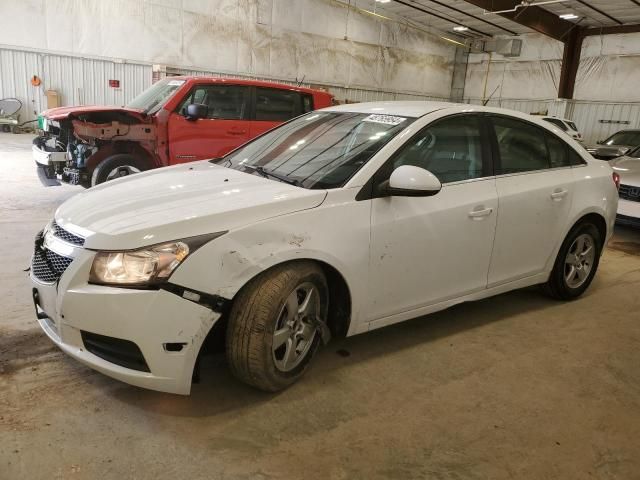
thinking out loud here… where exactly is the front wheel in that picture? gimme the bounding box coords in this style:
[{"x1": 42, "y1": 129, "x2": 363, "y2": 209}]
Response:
[
  {"x1": 90, "y1": 154, "x2": 148, "y2": 186},
  {"x1": 226, "y1": 262, "x2": 329, "y2": 392},
  {"x1": 543, "y1": 221, "x2": 602, "y2": 300}
]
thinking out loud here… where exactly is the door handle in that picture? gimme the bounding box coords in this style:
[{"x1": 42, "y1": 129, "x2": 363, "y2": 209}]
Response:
[
  {"x1": 227, "y1": 128, "x2": 247, "y2": 135},
  {"x1": 551, "y1": 189, "x2": 568, "y2": 201},
  {"x1": 468, "y1": 207, "x2": 493, "y2": 219}
]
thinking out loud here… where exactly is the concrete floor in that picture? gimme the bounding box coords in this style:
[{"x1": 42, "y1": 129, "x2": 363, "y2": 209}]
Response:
[{"x1": 1, "y1": 131, "x2": 640, "y2": 480}]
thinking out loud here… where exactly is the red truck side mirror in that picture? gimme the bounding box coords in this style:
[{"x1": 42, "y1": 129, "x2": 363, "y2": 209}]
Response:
[{"x1": 186, "y1": 103, "x2": 208, "y2": 121}]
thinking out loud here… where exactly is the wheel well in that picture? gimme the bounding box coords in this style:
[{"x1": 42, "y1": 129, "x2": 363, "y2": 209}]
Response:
[
  {"x1": 198, "y1": 259, "x2": 353, "y2": 357},
  {"x1": 575, "y1": 213, "x2": 607, "y2": 247}
]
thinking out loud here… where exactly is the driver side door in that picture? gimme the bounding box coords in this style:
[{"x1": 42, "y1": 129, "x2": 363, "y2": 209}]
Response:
[
  {"x1": 167, "y1": 84, "x2": 251, "y2": 164},
  {"x1": 367, "y1": 114, "x2": 498, "y2": 322}
]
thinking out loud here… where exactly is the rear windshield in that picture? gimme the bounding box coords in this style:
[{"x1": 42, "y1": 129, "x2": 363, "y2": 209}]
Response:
[
  {"x1": 604, "y1": 131, "x2": 640, "y2": 146},
  {"x1": 566, "y1": 121, "x2": 578, "y2": 131},
  {"x1": 543, "y1": 118, "x2": 568, "y2": 131},
  {"x1": 218, "y1": 111, "x2": 413, "y2": 189}
]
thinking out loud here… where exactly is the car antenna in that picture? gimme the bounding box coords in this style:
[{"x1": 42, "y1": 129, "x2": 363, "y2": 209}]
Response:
[{"x1": 483, "y1": 85, "x2": 500, "y2": 106}]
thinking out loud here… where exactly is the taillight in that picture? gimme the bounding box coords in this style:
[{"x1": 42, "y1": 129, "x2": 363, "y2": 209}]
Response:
[{"x1": 612, "y1": 172, "x2": 620, "y2": 190}]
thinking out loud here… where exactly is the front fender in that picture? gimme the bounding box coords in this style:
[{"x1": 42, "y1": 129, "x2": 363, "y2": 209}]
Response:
[{"x1": 169, "y1": 192, "x2": 371, "y2": 335}]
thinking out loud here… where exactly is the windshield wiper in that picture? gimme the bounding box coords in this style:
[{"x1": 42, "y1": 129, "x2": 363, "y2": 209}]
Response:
[{"x1": 243, "y1": 165, "x2": 301, "y2": 187}]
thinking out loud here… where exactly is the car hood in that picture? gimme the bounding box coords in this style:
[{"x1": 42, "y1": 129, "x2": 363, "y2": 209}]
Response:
[
  {"x1": 42, "y1": 105, "x2": 146, "y2": 121},
  {"x1": 55, "y1": 162, "x2": 327, "y2": 250},
  {"x1": 610, "y1": 156, "x2": 640, "y2": 187},
  {"x1": 585, "y1": 144, "x2": 634, "y2": 159}
]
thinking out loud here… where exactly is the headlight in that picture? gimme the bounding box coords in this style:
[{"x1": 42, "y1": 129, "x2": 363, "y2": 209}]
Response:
[{"x1": 89, "y1": 233, "x2": 225, "y2": 287}]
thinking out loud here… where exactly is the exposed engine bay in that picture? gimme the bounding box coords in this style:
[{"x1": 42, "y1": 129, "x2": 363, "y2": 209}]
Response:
[{"x1": 34, "y1": 110, "x2": 155, "y2": 187}]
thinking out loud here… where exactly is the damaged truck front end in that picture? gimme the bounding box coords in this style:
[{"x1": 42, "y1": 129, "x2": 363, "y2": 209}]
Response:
[{"x1": 33, "y1": 108, "x2": 156, "y2": 188}]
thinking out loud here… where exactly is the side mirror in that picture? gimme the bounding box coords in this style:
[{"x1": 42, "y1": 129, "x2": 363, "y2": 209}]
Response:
[
  {"x1": 382, "y1": 165, "x2": 442, "y2": 197},
  {"x1": 185, "y1": 103, "x2": 208, "y2": 121}
]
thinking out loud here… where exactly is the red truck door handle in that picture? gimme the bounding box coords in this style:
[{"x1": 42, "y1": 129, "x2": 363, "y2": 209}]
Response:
[{"x1": 227, "y1": 128, "x2": 247, "y2": 135}]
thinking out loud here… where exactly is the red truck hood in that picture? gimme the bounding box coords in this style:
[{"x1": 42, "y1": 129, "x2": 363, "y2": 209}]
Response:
[{"x1": 42, "y1": 105, "x2": 146, "y2": 120}]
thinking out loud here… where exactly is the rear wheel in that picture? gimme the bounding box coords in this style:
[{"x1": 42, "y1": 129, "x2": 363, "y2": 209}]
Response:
[
  {"x1": 91, "y1": 154, "x2": 148, "y2": 186},
  {"x1": 543, "y1": 221, "x2": 602, "y2": 300},
  {"x1": 226, "y1": 262, "x2": 329, "y2": 392}
]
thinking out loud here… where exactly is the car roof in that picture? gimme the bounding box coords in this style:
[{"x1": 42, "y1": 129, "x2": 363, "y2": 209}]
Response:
[
  {"x1": 321, "y1": 101, "x2": 566, "y2": 124},
  {"x1": 322, "y1": 101, "x2": 457, "y2": 118},
  {"x1": 167, "y1": 76, "x2": 331, "y2": 96}
]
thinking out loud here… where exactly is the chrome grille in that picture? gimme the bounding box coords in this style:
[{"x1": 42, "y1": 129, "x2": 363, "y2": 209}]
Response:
[
  {"x1": 31, "y1": 247, "x2": 73, "y2": 283},
  {"x1": 619, "y1": 184, "x2": 640, "y2": 203},
  {"x1": 51, "y1": 220, "x2": 85, "y2": 246}
]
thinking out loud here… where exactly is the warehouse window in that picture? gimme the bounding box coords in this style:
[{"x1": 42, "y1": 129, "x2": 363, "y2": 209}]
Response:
[
  {"x1": 255, "y1": 88, "x2": 302, "y2": 121},
  {"x1": 491, "y1": 116, "x2": 549, "y2": 174}
]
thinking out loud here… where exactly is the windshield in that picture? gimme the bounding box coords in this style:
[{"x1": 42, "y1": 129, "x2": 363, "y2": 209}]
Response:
[
  {"x1": 217, "y1": 112, "x2": 413, "y2": 189},
  {"x1": 604, "y1": 130, "x2": 640, "y2": 146},
  {"x1": 126, "y1": 78, "x2": 185, "y2": 114}
]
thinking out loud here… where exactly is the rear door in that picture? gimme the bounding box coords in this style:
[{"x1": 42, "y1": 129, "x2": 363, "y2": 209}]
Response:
[
  {"x1": 487, "y1": 115, "x2": 575, "y2": 286},
  {"x1": 167, "y1": 84, "x2": 251, "y2": 163},
  {"x1": 249, "y1": 87, "x2": 311, "y2": 138}
]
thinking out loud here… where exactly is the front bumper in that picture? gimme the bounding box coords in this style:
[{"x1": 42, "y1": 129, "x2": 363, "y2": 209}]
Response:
[
  {"x1": 616, "y1": 198, "x2": 640, "y2": 228},
  {"x1": 33, "y1": 143, "x2": 65, "y2": 186},
  {"x1": 30, "y1": 248, "x2": 220, "y2": 395}
]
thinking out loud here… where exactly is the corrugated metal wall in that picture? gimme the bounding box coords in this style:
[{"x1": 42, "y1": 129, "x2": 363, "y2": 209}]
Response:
[
  {"x1": 568, "y1": 101, "x2": 640, "y2": 144},
  {"x1": 0, "y1": 47, "x2": 152, "y2": 124},
  {"x1": 2, "y1": 46, "x2": 638, "y2": 144}
]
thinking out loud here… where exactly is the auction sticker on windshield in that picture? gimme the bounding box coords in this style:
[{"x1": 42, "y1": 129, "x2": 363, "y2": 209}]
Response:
[{"x1": 362, "y1": 114, "x2": 407, "y2": 125}]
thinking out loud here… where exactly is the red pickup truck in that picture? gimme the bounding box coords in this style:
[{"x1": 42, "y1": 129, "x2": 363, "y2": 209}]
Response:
[{"x1": 33, "y1": 77, "x2": 334, "y2": 187}]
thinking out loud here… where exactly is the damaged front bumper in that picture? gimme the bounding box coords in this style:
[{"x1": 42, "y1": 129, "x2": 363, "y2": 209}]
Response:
[
  {"x1": 32, "y1": 142, "x2": 64, "y2": 186},
  {"x1": 30, "y1": 246, "x2": 221, "y2": 395}
]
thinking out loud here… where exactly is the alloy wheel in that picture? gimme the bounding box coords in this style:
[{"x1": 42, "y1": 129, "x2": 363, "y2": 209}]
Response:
[
  {"x1": 564, "y1": 233, "x2": 596, "y2": 289},
  {"x1": 272, "y1": 282, "x2": 319, "y2": 372}
]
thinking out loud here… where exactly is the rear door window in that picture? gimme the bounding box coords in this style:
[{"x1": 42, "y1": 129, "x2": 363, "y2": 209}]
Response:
[
  {"x1": 491, "y1": 116, "x2": 550, "y2": 174},
  {"x1": 546, "y1": 132, "x2": 571, "y2": 168},
  {"x1": 255, "y1": 87, "x2": 303, "y2": 121}
]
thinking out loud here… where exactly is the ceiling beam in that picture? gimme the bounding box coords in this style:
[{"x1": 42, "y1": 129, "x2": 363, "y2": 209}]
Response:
[
  {"x1": 416, "y1": 0, "x2": 518, "y2": 35},
  {"x1": 582, "y1": 24, "x2": 640, "y2": 36},
  {"x1": 460, "y1": 0, "x2": 576, "y2": 41},
  {"x1": 393, "y1": 0, "x2": 493, "y2": 36},
  {"x1": 574, "y1": 0, "x2": 623, "y2": 25}
]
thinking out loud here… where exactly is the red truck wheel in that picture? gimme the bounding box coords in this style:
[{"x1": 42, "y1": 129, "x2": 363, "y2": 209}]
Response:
[{"x1": 91, "y1": 154, "x2": 150, "y2": 186}]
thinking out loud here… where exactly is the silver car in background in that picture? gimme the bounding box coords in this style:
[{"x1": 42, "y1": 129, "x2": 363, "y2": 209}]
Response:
[{"x1": 611, "y1": 147, "x2": 640, "y2": 228}]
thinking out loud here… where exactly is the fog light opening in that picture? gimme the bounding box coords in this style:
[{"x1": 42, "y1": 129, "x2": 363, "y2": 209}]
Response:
[{"x1": 164, "y1": 342, "x2": 187, "y2": 352}]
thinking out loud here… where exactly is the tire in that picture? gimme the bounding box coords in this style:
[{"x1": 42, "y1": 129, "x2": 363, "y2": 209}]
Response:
[
  {"x1": 543, "y1": 221, "x2": 603, "y2": 300},
  {"x1": 1, "y1": 125, "x2": 10, "y2": 133},
  {"x1": 226, "y1": 262, "x2": 329, "y2": 392},
  {"x1": 90, "y1": 154, "x2": 148, "y2": 186}
]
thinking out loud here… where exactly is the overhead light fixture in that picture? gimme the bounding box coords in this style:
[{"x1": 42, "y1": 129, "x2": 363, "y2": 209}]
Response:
[
  {"x1": 559, "y1": 13, "x2": 579, "y2": 20},
  {"x1": 375, "y1": 0, "x2": 391, "y2": 3},
  {"x1": 453, "y1": 26, "x2": 469, "y2": 32}
]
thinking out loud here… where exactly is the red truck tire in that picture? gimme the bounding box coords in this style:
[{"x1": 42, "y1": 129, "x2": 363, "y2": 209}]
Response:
[{"x1": 91, "y1": 154, "x2": 150, "y2": 186}]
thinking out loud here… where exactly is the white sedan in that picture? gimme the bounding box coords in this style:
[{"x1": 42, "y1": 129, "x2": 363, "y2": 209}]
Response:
[
  {"x1": 611, "y1": 149, "x2": 640, "y2": 227},
  {"x1": 30, "y1": 102, "x2": 619, "y2": 394}
]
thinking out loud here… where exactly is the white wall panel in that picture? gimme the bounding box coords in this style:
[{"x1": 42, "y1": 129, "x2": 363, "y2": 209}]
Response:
[
  {"x1": 0, "y1": 0, "x2": 455, "y2": 99},
  {"x1": 0, "y1": 47, "x2": 152, "y2": 123}
]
